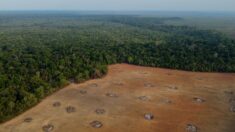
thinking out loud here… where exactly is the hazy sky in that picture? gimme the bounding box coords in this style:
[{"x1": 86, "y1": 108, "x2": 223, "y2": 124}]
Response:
[{"x1": 0, "y1": 0, "x2": 234, "y2": 11}]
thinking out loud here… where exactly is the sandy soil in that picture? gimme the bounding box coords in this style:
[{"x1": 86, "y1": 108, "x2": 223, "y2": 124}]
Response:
[{"x1": 1, "y1": 64, "x2": 235, "y2": 132}]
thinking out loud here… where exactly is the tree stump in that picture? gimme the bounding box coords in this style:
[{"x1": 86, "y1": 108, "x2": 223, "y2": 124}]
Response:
[
  {"x1": 90, "y1": 121, "x2": 103, "y2": 128},
  {"x1": 144, "y1": 113, "x2": 154, "y2": 120},
  {"x1": 231, "y1": 106, "x2": 235, "y2": 112},
  {"x1": 193, "y1": 97, "x2": 205, "y2": 103},
  {"x1": 95, "y1": 109, "x2": 106, "y2": 115},
  {"x1": 42, "y1": 124, "x2": 54, "y2": 132},
  {"x1": 53, "y1": 102, "x2": 61, "y2": 107},
  {"x1": 186, "y1": 124, "x2": 197, "y2": 132},
  {"x1": 106, "y1": 93, "x2": 118, "y2": 98},
  {"x1": 24, "y1": 117, "x2": 33, "y2": 123},
  {"x1": 138, "y1": 96, "x2": 149, "y2": 101},
  {"x1": 79, "y1": 90, "x2": 87, "y2": 95},
  {"x1": 66, "y1": 106, "x2": 76, "y2": 113}
]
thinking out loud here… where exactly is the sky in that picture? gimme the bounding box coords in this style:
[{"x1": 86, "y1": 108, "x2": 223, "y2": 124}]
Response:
[{"x1": 0, "y1": 0, "x2": 235, "y2": 11}]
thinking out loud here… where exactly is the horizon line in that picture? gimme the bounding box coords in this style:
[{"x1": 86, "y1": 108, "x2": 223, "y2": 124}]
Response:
[{"x1": 0, "y1": 9, "x2": 235, "y2": 12}]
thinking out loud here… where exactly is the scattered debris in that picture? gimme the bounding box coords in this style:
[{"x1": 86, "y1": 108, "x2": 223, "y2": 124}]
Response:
[
  {"x1": 42, "y1": 124, "x2": 54, "y2": 132},
  {"x1": 193, "y1": 97, "x2": 206, "y2": 103},
  {"x1": 186, "y1": 124, "x2": 197, "y2": 132},
  {"x1": 66, "y1": 106, "x2": 76, "y2": 113},
  {"x1": 90, "y1": 121, "x2": 103, "y2": 128},
  {"x1": 52, "y1": 102, "x2": 61, "y2": 107},
  {"x1": 79, "y1": 90, "x2": 87, "y2": 95},
  {"x1": 106, "y1": 93, "x2": 118, "y2": 98},
  {"x1": 95, "y1": 109, "x2": 106, "y2": 115},
  {"x1": 144, "y1": 113, "x2": 154, "y2": 120},
  {"x1": 138, "y1": 96, "x2": 149, "y2": 101},
  {"x1": 24, "y1": 117, "x2": 33, "y2": 123}
]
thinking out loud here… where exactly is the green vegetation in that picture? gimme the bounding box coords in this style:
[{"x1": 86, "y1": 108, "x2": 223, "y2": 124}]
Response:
[
  {"x1": 0, "y1": 13, "x2": 235, "y2": 122},
  {"x1": 165, "y1": 16, "x2": 235, "y2": 39}
]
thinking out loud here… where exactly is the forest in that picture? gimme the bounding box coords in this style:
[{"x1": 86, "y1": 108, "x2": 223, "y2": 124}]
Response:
[{"x1": 0, "y1": 13, "x2": 235, "y2": 122}]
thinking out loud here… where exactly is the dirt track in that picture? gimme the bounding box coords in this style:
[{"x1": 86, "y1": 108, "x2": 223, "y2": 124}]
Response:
[{"x1": 1, "y1": 64, "x2": 235, "y2": 132}]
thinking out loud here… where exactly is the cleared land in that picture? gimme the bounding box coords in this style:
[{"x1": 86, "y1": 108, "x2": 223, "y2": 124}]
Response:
[{"x1": 0, "y1": 64, "x2": 235, "y2": 132}]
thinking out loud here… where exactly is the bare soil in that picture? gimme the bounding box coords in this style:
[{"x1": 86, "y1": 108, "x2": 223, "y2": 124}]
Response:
[{"x1": 1, "y1": 64, "x2": 235, "y2": 132}]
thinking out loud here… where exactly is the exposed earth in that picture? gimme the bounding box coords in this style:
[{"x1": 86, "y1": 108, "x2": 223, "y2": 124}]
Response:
[{"x1": 1, "y1": 64, "x2": 235, "y2": 132}]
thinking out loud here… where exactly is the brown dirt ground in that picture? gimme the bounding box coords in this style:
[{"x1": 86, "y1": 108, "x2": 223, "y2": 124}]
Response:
[{"x1": 1, "y1": 64, "x2": 235, "y2": 132}]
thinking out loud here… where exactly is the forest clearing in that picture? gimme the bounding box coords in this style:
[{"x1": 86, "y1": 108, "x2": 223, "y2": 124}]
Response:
[{"x1": 1, "y1": 64, "x2": 235, "y2": 132}]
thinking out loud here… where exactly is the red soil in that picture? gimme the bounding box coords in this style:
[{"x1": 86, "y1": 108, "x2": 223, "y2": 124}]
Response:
[{"x1": 0, "y1": 64, "x2": 235, "y2": 132}]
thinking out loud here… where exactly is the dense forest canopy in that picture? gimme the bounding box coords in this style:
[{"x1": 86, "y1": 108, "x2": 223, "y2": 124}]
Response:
[{"x1": 0, "y1": 13, "x2": 235, "y2": 122}]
